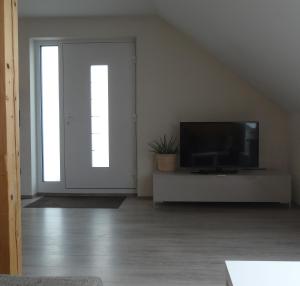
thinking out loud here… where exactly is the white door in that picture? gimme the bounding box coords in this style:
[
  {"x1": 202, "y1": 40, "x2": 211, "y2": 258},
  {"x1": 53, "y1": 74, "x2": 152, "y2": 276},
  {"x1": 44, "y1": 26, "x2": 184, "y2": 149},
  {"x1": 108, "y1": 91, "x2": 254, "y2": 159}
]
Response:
[{"x1": 63, "y1": 42, "x2": 136, "y2": 191}]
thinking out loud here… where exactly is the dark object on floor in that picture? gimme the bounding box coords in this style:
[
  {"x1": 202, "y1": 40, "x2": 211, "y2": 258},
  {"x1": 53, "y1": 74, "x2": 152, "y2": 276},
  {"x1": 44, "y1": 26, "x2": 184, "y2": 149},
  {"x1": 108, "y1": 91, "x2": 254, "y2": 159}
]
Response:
[{"x1": 25, "y1": 196, "x2": 126, "y2": 209}]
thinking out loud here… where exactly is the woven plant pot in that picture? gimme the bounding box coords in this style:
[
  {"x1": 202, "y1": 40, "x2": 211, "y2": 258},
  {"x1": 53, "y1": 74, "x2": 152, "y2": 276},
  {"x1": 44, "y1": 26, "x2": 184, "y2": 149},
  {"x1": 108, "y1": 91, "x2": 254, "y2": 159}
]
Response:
[{"x1": 156, "y1": 154, "x2": 177, "y2": 172}]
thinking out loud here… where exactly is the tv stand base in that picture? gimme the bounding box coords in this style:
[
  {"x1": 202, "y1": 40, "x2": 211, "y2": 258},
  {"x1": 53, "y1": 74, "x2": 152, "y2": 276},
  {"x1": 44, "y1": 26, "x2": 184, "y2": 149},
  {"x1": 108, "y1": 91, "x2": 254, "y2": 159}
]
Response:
[
  {"x1": 153, "y1": 170, "x2": 291, "y2": 205},
  {"x1": 191, "y1": 169, "x2": 238, "y2": 175}
]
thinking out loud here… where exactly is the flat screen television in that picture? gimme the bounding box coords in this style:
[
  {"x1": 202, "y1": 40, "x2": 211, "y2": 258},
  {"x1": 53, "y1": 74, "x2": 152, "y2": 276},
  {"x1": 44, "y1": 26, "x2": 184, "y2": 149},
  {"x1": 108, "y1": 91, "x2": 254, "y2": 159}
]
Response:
[{"x1": 180, "y1": 122, "x2": 259, "y2": 169}]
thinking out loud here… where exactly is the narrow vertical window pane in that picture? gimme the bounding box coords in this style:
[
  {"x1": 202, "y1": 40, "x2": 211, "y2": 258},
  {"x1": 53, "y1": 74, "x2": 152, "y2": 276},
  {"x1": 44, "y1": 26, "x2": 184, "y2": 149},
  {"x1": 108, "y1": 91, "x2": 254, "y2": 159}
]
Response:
[
  {"x1": 90, "y1": 65, "x2": 109, "y2": 167},
  {"x1": 41, "y1": 46, "x2": 61, "y2": 181}
]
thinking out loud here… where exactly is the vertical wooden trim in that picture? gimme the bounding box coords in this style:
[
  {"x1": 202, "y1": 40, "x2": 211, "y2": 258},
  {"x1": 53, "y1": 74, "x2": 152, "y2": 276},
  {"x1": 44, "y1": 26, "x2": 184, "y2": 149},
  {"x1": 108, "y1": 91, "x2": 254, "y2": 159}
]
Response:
[{"x1": 0, "y1": 0, "x2": 22, "y2": 274}]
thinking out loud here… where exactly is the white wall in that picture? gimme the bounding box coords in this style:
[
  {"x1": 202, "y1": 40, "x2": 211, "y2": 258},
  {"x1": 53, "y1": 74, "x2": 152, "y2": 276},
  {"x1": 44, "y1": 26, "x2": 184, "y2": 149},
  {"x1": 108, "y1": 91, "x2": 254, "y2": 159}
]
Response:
[
  {"x1": 19, "y1": 16, "x2": 290, "y2": 197},
  {"x1": 289, "y1": 113, "x2": 300, "y2": 204}
]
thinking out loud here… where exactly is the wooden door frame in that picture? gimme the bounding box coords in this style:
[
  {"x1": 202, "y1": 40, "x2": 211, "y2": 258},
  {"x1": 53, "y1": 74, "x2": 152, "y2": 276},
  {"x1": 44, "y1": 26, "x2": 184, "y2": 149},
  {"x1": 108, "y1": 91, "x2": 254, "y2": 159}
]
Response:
[{"x1": 0, "y1": 0, "x2": 22, "y2": 274}]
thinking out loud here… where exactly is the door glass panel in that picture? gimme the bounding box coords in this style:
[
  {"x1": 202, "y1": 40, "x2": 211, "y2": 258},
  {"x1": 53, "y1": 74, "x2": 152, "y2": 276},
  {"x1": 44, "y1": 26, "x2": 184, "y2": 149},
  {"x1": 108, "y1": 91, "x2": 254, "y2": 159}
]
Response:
[
  {"x1": 41, "y1": 46, "x2": 61, "y2": 181},
  {"x1": 90, "y1": 65, "x2": 109, "y2": 167}
]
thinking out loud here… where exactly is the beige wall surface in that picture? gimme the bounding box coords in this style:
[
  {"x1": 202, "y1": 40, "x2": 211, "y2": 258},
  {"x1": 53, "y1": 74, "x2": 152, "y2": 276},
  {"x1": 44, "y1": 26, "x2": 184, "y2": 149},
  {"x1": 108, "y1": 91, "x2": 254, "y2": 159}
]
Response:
[
  {"x1": 19, "y1": 16, "x2": 289, "y2": 197},
  {"x1": 289, "y1": 113, "x2": 300, "y2": 204}
]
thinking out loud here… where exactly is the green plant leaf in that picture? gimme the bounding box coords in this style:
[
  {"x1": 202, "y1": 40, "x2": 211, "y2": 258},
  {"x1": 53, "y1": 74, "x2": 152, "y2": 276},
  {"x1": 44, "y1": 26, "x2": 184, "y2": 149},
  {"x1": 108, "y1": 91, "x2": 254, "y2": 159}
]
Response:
[{"x1": 148, "y1": 135, "x2": 178, "y2": 154}]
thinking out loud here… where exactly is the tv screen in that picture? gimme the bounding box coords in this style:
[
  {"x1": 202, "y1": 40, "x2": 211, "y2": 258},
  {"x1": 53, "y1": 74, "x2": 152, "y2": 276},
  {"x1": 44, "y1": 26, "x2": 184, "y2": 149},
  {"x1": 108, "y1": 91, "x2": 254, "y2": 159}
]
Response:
[{"x1": 180, "y1": 122, "x2": 259, "y2": 169}]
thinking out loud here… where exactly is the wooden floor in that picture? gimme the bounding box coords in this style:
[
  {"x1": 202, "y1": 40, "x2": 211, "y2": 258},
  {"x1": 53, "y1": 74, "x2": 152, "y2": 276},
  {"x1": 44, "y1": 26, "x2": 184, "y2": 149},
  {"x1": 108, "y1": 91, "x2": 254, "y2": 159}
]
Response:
[{"x1": 22, "y1": 198, "x2": 300, "y2": 286}]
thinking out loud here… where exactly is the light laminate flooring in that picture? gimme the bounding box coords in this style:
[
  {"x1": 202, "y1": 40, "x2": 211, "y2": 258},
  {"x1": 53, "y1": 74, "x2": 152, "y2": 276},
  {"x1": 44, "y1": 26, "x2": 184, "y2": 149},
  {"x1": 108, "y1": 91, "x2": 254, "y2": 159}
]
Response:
[{"x1": 22, "y1": 198, "x2": 300, "y2": 286}]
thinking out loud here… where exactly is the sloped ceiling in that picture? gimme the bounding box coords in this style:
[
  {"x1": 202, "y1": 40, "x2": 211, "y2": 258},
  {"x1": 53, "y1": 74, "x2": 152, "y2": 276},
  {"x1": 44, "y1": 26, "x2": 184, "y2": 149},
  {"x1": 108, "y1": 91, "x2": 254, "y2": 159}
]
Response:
[
  {"x1": 19, "y1": 0, "x2": 300, "y2": 111},
  {"x1": 155, "y1": 0, "x2": 300, "y2": 112},
  {"x1": 19, "y1": 0, "x2": 156, "y2": 17}
]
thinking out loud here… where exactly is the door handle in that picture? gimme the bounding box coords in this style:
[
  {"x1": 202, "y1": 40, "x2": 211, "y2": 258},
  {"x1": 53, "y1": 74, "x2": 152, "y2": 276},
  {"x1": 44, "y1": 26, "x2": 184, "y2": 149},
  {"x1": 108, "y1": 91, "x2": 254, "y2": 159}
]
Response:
[{"x1": 65, "y1": 115, "x2": 73, "y2": 125}]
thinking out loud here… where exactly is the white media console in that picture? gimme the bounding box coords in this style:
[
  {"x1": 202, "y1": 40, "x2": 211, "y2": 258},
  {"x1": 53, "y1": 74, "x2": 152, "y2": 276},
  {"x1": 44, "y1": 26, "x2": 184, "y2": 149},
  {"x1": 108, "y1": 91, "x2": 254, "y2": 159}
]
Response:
[{"x1": 153, "y1": 170, "x2": 291, "y2": 205}]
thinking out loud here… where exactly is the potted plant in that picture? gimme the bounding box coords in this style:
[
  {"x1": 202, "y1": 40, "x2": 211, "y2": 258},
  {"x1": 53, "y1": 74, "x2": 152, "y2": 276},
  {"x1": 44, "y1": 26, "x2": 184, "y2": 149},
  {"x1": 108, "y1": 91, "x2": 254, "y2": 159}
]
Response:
[{"x1": 149, "y1": 135, "x2": 178, "y2": 172}]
